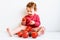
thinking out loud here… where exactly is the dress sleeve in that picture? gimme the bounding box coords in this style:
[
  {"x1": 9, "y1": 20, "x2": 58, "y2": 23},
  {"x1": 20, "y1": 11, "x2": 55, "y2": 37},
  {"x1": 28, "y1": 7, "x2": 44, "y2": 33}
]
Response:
[{"x1": 34, "y1": 15, "x2": 41, "y2": 27}]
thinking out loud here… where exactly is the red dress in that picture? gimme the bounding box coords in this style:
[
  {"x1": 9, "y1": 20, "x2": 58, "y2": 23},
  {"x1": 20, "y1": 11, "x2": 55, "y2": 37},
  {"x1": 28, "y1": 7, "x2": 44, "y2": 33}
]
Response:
[{"x1": 22, "y1": 14, "x2": 41, "y2": 28}]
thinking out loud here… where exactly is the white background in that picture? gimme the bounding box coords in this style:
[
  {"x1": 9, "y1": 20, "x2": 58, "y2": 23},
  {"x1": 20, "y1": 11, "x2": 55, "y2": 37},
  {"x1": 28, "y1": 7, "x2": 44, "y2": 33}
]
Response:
[{"x1": 0, "y1": 0, "x2": 60, "y2": 32}]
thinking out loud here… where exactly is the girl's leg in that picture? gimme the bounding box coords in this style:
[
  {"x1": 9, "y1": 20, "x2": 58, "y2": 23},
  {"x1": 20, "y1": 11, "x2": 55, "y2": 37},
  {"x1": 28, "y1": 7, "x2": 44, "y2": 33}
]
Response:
[
  {"x1": 6, "y1": 25, "x2": 26, "y2": 37},
  {"x1": 32, "y1": 27, "x2": 39, "y2": 32},
  {"x1": 32, "y1": 26, "x2": 45, "y2": 36},
  {"x1": 37, "y1": 26, "x2": 45, "y2": 36}
]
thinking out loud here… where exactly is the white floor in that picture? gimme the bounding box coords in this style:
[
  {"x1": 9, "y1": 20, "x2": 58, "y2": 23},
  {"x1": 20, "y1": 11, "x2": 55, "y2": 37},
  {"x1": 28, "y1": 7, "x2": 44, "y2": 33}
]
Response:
[{"x1": 0, "y1": 30, "x2": 60, "y2": 40}]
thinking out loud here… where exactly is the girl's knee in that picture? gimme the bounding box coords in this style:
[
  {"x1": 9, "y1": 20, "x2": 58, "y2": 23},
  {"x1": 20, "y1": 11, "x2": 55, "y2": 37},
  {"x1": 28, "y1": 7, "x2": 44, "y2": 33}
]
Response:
[
  {"x1": 40, "y1": 26, "x2": 45, "y2": 30},
  {"x1": 37, "y1": 26, "x2": 45, "y2": 32}
]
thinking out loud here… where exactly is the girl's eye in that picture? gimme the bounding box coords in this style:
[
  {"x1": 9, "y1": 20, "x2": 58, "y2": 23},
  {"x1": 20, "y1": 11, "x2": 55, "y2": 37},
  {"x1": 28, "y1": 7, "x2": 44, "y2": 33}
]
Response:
[
  {"x1": 27, "y1": 11, "x2": 29, "y2": 12},
  {"x1": 27, "y1": 10, "x2": 32, "y2": 13}
]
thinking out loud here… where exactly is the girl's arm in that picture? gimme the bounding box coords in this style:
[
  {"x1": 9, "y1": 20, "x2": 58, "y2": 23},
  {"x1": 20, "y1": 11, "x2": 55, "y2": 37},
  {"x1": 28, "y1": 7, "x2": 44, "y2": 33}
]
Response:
[
  {"x1": 30, "y1": 15, "x2": 41, "y2": 27},
  {"x1": 34, "y1": 15, "x2": 41, "y2": 27}
]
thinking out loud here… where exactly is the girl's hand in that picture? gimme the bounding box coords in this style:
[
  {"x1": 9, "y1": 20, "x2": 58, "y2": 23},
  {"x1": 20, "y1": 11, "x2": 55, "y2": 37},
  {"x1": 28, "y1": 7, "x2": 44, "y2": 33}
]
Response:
[{"x1": 30, "y1": 20, "x2": 35, "y2": 25}]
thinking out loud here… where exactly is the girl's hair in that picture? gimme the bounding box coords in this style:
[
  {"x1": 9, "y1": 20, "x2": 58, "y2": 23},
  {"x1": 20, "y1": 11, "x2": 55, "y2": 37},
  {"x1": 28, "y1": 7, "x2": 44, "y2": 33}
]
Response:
[{"x1": 26, "y1": 2, "x2": 37, "y2": 11}]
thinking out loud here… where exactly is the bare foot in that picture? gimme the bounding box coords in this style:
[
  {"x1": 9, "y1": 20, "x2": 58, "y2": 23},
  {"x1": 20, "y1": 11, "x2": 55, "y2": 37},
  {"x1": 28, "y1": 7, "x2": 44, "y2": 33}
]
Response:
[{"x1": 6, "y1": 28, "x2": 12, "y2": 37}]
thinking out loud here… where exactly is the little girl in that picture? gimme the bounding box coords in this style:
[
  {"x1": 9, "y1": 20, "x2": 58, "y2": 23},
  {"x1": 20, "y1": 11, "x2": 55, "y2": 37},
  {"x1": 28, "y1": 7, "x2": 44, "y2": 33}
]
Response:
[{"x1": 7, "y1": 2, "x2": 45, "y2": 37}]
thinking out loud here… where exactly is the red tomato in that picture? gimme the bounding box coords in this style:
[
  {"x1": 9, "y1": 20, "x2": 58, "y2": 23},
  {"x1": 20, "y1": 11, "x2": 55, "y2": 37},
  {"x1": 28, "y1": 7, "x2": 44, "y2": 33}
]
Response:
[
  {"x1": 22, "y1": 30, "x2": 29, "y2": 38},
  {"x1": 31, "y1": 31, "x2": 38, "y2": 38},
  {"x1": 26, "y1": 26, "x2": 32, "y2": 32},
  {"x1": 17, "y1": 31, "x2": 23, "y2": 37},
  {"x1": 22, "y1": 18, "x2": 26, "y2": 21},
  {"x1": 17, "y1": 30, "x2": 24, "y2": 37}
]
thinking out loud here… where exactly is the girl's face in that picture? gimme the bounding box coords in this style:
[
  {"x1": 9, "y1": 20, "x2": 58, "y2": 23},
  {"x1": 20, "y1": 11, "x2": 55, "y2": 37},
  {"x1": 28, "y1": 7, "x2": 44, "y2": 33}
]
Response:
[{"x1": 26, "y1": 7, "x2": 35, "y2": 15}]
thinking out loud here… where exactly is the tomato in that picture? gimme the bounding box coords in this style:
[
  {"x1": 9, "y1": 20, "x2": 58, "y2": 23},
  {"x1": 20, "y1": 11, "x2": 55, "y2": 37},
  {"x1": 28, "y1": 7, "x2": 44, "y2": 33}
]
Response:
[
  {"x1": 22, "y1": 18, "x2": 26, "y2": 21},
  {"x1": 17, "y1": 31, "x2": 23, "y2": 37},
  {"x1": 26, "y1": 26, "x2": 32, "y2": 32},
  {"x1": 22, "y1": 30, "x2": 29, "y2": 38},
  {"x1": 31, "y1": 31, "x2": 38, "y2": 38}
]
